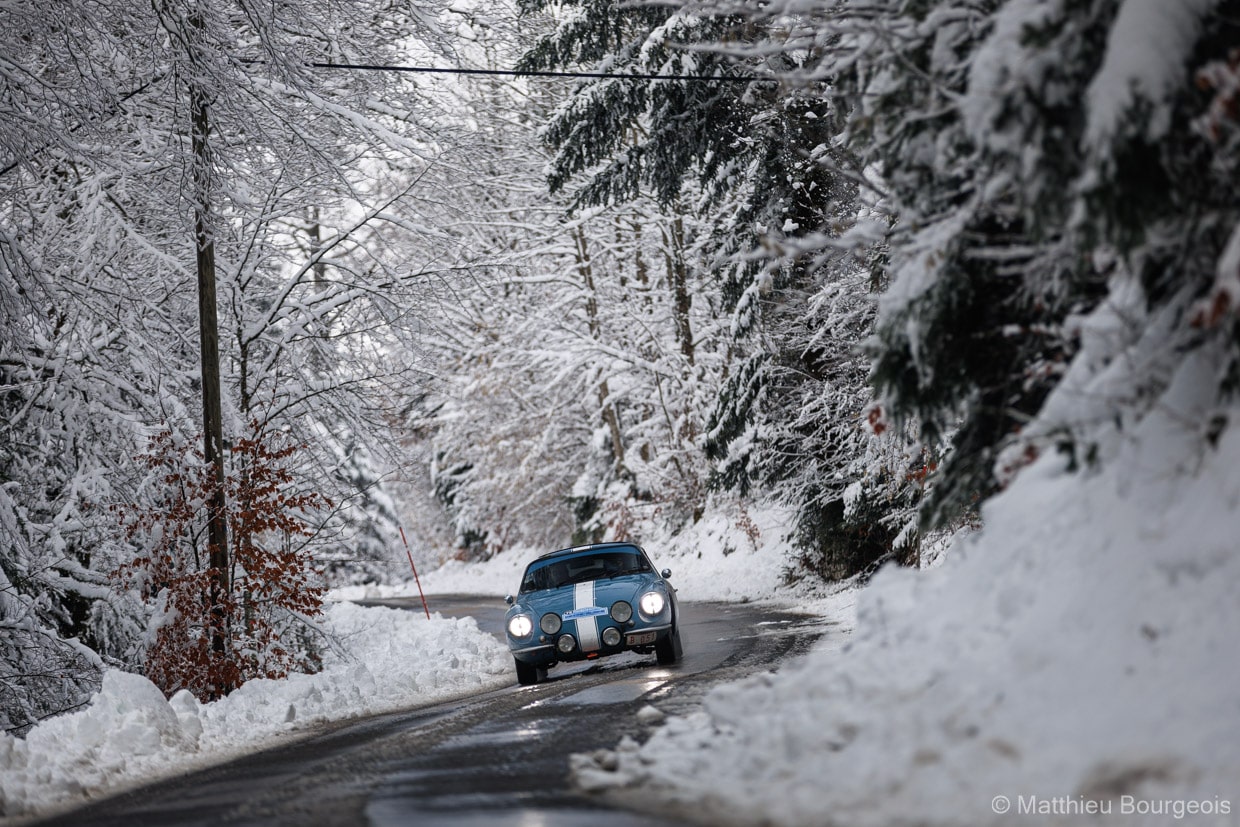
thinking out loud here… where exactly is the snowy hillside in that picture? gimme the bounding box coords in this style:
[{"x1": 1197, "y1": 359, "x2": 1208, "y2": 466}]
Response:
[{"x1": 574, "y1": 366, "x2": 1240, "y2": 825}]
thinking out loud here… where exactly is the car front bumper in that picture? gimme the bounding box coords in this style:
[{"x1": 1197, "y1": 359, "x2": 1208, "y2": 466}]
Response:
[{"x1": 510, "y1": 622, "x2": 674, "y2": 666}]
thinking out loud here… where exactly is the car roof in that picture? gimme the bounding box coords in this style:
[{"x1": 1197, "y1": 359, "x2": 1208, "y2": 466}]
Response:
[{"x1": 533, "y1": 541, "x2": 645, "y2": 562}]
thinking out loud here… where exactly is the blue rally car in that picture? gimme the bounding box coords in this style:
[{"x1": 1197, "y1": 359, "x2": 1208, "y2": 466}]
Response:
[{"x1": 504, "y1": 542, "x2": 683, "y2": 685}]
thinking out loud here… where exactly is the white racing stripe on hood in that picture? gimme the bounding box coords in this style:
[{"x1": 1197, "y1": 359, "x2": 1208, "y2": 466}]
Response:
[{"x1": 574, "y1": 580, "x2": 600, "y2": 652}]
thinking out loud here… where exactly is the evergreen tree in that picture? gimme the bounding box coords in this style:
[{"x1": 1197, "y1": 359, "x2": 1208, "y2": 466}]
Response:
[
  {"x1": 822, "y1": 0, "x2": 1240, "y2": 526},
  {"x1": 517, "y1": 0, "x2": 922, "y2": 574}
]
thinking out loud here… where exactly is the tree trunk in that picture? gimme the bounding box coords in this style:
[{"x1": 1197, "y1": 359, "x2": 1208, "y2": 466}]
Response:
[
  {"x1": 573, "y1": 226, "x2": 626, "y2": 472},
  {"x1": 662, "y1": 213, "x2": 695, "y2": 368}
]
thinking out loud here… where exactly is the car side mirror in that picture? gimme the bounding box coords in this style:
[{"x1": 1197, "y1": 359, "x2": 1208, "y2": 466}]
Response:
[
  {"x1": 661, "y1": 569, "x2": 672, "y2": 580},
  {"x1": 504, "y1": 594, "x2": 514, "y2": 605}
]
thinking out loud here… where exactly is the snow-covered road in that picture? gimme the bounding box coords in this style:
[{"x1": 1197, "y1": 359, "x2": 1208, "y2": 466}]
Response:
[{"x1": 21, "y1": 597, "x2": 831, "y2": 826}]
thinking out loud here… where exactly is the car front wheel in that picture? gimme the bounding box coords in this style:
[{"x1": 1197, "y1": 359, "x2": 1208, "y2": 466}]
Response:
[
  {"x1": 654, "y1": 628, "x2": 683, "y2": 665},
  {"x1": 515, "y1": 657, "x2": 544, "y2": 686}
]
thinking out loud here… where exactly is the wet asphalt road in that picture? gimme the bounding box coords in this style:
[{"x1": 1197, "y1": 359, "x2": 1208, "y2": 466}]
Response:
[{"x1": 30, "y1": 595, "x2": 831, "y2": 827}]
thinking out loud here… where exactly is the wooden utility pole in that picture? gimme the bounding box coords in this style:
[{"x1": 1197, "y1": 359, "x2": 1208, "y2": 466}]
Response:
[{"x1": 190, "y1": 75, "x2": 231, "y2": 687}]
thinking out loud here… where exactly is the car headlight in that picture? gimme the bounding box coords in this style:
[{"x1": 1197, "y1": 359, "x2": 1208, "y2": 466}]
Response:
[
  {"x1": 507, "y1": 614, "x2": 533, "y2": 638},
  {"x1": 556, "y1": 634, "x2": 577, "y2": 653},
  {"x1": 639, "y1": 590, "x2": 666, "y2": 618},
  {"x1": 540, "y1": 613, "x2": 562, "y2": 635},
  {"x1": 610, "y1": 601, "x2": 633, "y2": 623},
  {"x1": 602, "y1": 627, "x2": 622, "y2": 647}
]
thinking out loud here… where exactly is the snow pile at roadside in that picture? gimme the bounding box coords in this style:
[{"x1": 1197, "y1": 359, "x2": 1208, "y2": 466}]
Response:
[
  {"x1": 385, "y1": 501, "x2": 814, "y2": 605},
  {"x1": 575, "y1": 407, "x2": 1240, "y2": 823},
  {"x1": 0, "y1": 602, "x2": 510, "y2": 819}
]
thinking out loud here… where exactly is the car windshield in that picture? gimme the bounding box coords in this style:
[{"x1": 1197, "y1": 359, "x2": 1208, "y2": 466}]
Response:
[{"x1": 519, "y1": 547, "x2": 652, "y2": 593}]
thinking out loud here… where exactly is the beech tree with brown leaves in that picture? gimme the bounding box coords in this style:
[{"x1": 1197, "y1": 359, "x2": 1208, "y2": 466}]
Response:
[{"x1": 116, "y1": 426, "x2": 327, "y2": 699}]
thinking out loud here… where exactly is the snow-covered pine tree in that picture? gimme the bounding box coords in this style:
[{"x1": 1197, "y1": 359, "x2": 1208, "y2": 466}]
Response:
[
  {"x1": 1, "y1": 0, "x2": 195, "y2": 727},
  {"x1": 823, "y1": 0, "x2": 1240, "y2": 526},
  {"x1": 515, "y1": 0, "x2": 749, "y2": 539},
  {"x1": 517, "y1": 0, "x2": 922, "y2": 576}
]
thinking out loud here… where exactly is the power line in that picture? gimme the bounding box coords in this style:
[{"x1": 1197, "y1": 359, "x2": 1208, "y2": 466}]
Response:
[{"x1": 308, "y1": 61, "x2": 768, "y2": 83}]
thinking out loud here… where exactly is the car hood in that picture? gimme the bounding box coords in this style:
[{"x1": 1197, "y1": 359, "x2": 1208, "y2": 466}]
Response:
[{"x1": 515, "y1": 573, "x2": 665, "y2": 615}]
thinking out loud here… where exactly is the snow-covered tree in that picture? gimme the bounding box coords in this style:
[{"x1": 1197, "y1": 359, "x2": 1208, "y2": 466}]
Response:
[
  {"x1": 375, "y1": 2, "x2": 733, "y2": 556},
  {"x1": 810, "y1": 0, "x2": 1240, "y2": 529},
  {"x1": 509, "y1": 0, "x2": 926, "y2": 576},
  {"x1": 412, "y1": 118, "x2": 729, "y2": 553},
  {"x1": 1, "y1": 0, "x2": 467, "y2": 713}
]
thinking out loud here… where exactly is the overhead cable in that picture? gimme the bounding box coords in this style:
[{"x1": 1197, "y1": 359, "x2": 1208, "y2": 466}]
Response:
[{"x1": 308, "y1": 61, "x2": 768, "y2": 83}]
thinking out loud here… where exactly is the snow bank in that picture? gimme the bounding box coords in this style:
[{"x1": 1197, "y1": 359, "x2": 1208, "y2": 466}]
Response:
[
  {"x1": 575, "y1": 407, "x2": 1240, "y2": 823},
  {"x1": 0, "y1": 602, "x2": 510, "y2": 819}
]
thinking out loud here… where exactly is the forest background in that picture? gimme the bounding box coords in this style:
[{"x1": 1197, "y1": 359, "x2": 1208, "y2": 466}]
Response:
[{"x1": 3, "y1": 0, "x2": 1238, "y2": 737}]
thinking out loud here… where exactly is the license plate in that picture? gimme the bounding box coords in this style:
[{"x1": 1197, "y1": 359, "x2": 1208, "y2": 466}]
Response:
[{"x1": 626, "y1": 631, "x2": 657, "y2": 646}]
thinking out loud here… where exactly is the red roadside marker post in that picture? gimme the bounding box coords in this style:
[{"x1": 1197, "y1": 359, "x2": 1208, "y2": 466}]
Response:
[{"x1": 398, "y1": 525, "x2": 431, "y2": 619}]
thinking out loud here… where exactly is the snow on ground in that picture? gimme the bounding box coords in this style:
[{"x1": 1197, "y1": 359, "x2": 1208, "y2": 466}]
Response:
[
  {"x1": 20, "y1": 405, "x2": 1236, "y2": 827},
  {"x1": 571, "y1": 407, "x2": 1240, "y2": 823},
  {"x1": 0, "y1": 602, "x2": 510, "y2": 820},
  {"x1": 0, "y1": 490, "x2": 833, "y2": 823},
  {"x1": 0, "y1": 494, "x2": 836, "y2": 823}
]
